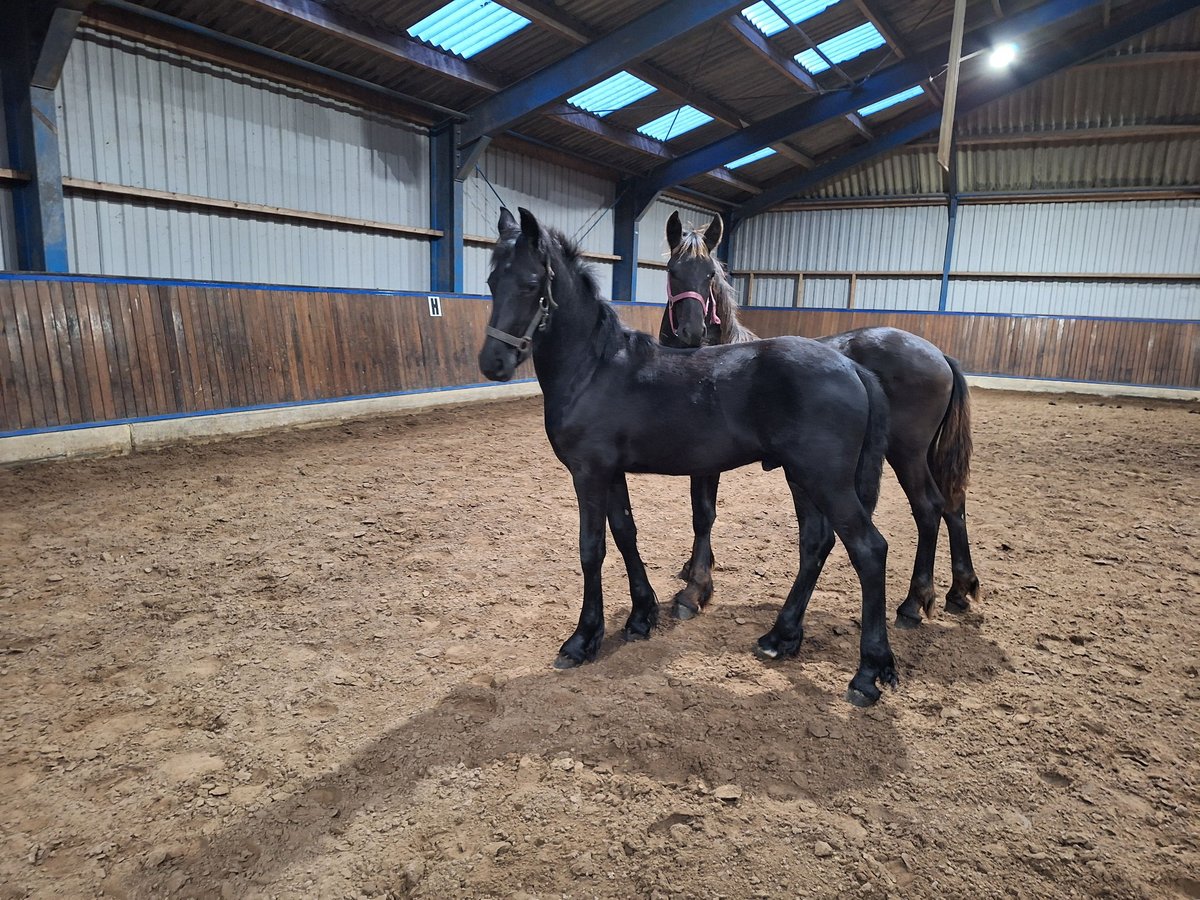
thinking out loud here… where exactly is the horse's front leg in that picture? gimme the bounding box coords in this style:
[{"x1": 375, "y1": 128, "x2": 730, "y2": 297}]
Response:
[
  {"x1": 555, "y1": 468, "x2": 611, "y2": 668},
  {"x1": 607, "y1": 473, "x2": 659, "y2": 641},
  {"x1": 672, "y1": 474, "x2": 719, "y2": 620}
]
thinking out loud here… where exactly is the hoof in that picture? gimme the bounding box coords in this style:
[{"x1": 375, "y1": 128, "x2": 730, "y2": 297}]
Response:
[
  {"x1": 672, "y1": 601, "x2": 698, "y2": 621},
  {"x1": 895, "y1": 610, "x2": 923, "y2": 630},
  {"x1": 754, "y1": 631, "x2": 802, "y2": 662},
  {"x1": 623, "y1": 623, "x2": 652, "y2": 642},
  {"x1": 553, "y1": 653, "x2": 583, "y2": 670},
  {"x1": 944, "y1": 596, "x2": 971, "y2": 614},
  {"x1": 847, "y1": 660, "x2": 899, "y2": 706},
  {"x1": 846, "y1": 686, "x2": 879, "y2": 708}
]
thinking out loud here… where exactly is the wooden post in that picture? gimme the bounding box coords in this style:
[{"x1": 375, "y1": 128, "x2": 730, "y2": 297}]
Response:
[
  {"x1": 745, "y1": 272, "x2": 756, "y2": 307},
  {"x1": 793, "y1": 272, "x2": 805, "y2": 308},
  {"x1": 848, "y1": 272, "x2": 858, "y2": 309},
  {"x1": 937, "y1": 0, "x2": 967, "y2": 171}
]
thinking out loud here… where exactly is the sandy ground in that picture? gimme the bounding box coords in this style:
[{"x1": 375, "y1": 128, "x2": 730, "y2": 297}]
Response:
[{"x1": 1, "y1": 389, "x2": 1198, "y2": 900}]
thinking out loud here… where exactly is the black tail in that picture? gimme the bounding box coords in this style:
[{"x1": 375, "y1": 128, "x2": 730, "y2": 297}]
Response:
[
  {"x1": 853, "y1": 364, "x2": 890, "y2": 516},
  {"x1": 928, "y1": 355, "x2": 973, "y2": 509}
]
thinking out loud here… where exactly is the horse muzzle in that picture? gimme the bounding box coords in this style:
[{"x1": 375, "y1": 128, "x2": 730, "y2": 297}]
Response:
[{"x1": 478, "y1": 338, "x2": 518, "y2": 382}]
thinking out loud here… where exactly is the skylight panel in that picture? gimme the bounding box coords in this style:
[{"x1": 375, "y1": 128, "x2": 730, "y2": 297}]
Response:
[
  {"x1": 567, "y1": 72, "x2": 656, "y2": 116},
  {"x1": 795, "y1": 22, "x2": 886, "y2": 73},
  {"x1": 857, "y1": 85, "x2": 924, "y2": 117},
  {"x1": 726, "y1": 147, "x2": 777, "y2": 169},
  {"x1": 741, "y1": 0, "x2": 840, "y2": 37},
  {"x1": 638, "y1": 106, "x2": 714, "y2": 141},
  {"x1": 408, "y1": 0, "x2": 530, "y2": 59}
]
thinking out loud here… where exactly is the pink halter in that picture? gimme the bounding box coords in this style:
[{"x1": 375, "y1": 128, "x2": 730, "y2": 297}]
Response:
[{"x1": 666, "y1": 282, "x2": 721, "y2": 335}]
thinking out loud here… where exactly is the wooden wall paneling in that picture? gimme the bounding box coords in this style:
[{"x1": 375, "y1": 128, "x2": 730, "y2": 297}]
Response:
[
  {"x1": 129, "y1": 285, "x2": 164, "y2": 416},
  {"x1": 82, "y1": 281, "x2": 117, "y2": 421},
  {"x1": 26, "y1": 282, "x2": 65, "y2": 425},
  {"x1": 0, "y1": 285, "x2": 33, "y2": 430},
  {"x1": 59, "y1": 282, "x2": 99, "y2": 424},
  {"x1": 155, "y1": 285, "x2": 186, "y2": 413}
]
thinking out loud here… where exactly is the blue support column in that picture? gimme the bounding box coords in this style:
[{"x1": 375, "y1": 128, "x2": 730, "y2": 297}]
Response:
[
  {"x1": 0, "y1": 1, "x2": 78, "y2": 273},
  {"x1": 938, "y1": 140, "x2": 959, "y2": 312},
  {"x1": 612, "y1": 182, "x2": 656, "y2": 303},
  {"x1": 429, "y1": 123, "x2": 464, "y2": 294}
]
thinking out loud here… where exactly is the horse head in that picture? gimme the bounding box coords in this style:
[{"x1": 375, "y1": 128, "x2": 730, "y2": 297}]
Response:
[
  {"x1": 479, "y1": 207, "x2": 556, "y2": 382},
  {"x1": 664, "y1": 210, "x2": 724, "y2": 348}
]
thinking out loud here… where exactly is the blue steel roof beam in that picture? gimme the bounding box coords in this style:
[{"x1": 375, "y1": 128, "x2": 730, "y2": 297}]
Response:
[
  {"x1": 228, "y1": 0, "x2": 503, "y2": 91},
  {"x1": 726, "y1": 12, "x2": 876, "y2": 142},
  {"x1": 457, "y1": 0, "x2": 750, "y2": 147},
  {"x1": 637, "y1": 0, "x2": 1110, "y2": 198},
  {"x1": 732, "y1": 0, "x2": 1200, "y2": 221}
]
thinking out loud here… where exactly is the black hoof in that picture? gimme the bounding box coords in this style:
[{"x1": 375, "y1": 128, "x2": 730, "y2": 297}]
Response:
[
  {"x1": 557, "y1": 629, "x2": 603, "y2": 667},
  {"x1": 895, "y1": 610, "x2": 923, "y2": 630},
  {"x1": 944, "y1": 597, "x2": 970, "y2": 614},
  {"x1": 554, "y1": 653, "x2": 583, "y2": 670},
  {"x1": 672, "y1": 601, "x2": 698, "y2": 621},
  {"x1": 847, "y1": 659, "x2": 899, "y2": 706},
  {"x1": 754, "y1": 630, "x2": 802, "y2": 661}
]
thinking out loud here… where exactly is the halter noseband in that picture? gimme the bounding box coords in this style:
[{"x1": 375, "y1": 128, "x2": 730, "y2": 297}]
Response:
[
  {"x1": 667, "y1": 281, "x2": 721, "y2": 336},
  {"x1": 485, "y1": 258, "x2": 557, "y2": 364}
]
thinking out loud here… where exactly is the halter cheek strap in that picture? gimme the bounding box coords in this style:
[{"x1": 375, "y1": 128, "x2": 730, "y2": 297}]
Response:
[
  {"x1": 666, "y1": 283, "x2": 721, "y2": 335},
  {"x1": 485, "y1": 260, "x2": 557, "y2": 364}
]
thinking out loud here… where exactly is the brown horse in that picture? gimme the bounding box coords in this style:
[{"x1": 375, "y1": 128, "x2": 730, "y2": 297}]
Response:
[{"x1": 659, "y1": 211, "x2": 979, "y2": 634}]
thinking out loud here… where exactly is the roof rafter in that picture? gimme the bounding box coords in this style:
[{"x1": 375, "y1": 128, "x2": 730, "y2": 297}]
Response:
[
  {"x1": 635, "y1": 0, "x2": 1110, "y2": 199},
  {"x1": 851, "y1": 0, "x2": 943, "y2": 105},
  {"x1": 457, "y1": 0, "x2": 749, "y2": 147},
  {"x1": 732, "y1": 0, "x2": 1200, "y2": 220},
  {"x1": 504, "y1": 0, "x2": 749, "y2": 129}
]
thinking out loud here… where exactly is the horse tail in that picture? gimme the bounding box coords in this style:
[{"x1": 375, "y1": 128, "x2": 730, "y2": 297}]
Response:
[
  {"x1": 928, "y1": 355, "x2": 973, "y2": 509},
  {"x1": 853, "y1": 364, "x2": 890, "y2": 516}
]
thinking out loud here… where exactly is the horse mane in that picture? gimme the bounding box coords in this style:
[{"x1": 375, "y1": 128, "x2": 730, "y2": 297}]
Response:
[
  {"x1": 675, "y1": 224, "x2": 758, "y2": 344},
  {"x1": 538, "y1": 227, "x2": 660, "y2": 360}
]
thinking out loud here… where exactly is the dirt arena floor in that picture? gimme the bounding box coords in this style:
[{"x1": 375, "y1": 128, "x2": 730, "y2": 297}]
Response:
[{"x1": 1, "y1": 389, "x2": 1197, "y2": 900}]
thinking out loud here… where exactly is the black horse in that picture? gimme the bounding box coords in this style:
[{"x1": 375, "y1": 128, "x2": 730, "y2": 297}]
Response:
[
  {"x1": 658, "y1": 211, "x2": 979, "y2": 630},
  {"x1": 479, "y1": 207, "x2": 898, "y2": 705}
]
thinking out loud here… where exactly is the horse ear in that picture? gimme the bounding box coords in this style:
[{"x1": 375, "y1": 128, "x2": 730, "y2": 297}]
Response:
[
  {"x1": 497, "y1": 207, "x2": 518, "y2": 237},
  {"x1": 666, "y1": 211, "x2": 682, "y2": 251},
  {"x1": 703, "y1": 213, "x2": 724, "y2": 252},
  {"x1": 518, "y1": 207, "x2": 541, "y2": 245}
]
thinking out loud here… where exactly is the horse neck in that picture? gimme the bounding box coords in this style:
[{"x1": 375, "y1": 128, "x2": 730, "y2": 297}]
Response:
[{"x1": 531, "y1": 251, "x2": 612, "y2": 396}]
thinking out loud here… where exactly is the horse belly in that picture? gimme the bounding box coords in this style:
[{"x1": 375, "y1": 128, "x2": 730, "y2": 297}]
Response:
[{"x1": 620, "y1": 406, "x2": 759, "y2": 476}]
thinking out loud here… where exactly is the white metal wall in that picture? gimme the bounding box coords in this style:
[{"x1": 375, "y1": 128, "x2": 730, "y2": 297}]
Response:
[
  {"x1": 56, "y1": 30, "x2": 432, "y2": 288},
  {"x1": 464, "y1": 145, "x2": 615, "y2": 296},
  {"x1": 636, "y1": 196, "x2": 720, "y2": 304},
  {"x1": 730, "y1": 205, "x2": 948, "y2": 310},
  {"x1": 948, "y1": 200, "x2": 1200, "y2": 318},
  {"x1": 731, "y1": 201, "x2": 1200, "y2": 318}
]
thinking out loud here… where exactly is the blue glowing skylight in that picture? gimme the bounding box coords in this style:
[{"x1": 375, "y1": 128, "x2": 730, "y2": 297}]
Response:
[
  {"x1": 857, "y1": 85, "x2": 924, "y2": 116},
  {"x1": 795, "y1": 22, "x2": 886, "y2": 73},
  {"x1": 741, "y1": 0, "x2": 840, "y2": 37},
  {"x1": 408, "y1": 0, "x2": 530, "y2": 59},
  {"x1": 727, "y1": 147, "x2": 777, "y2": 169},
  {"x1": 637, "y1": 106, "x2": 714, "y2": 141},
  {"x1": 567, "y1": 71, "x2": 657, "y2": 116}
]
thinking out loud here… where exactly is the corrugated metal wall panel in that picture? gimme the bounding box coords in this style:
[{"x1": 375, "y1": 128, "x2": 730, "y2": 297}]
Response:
[
  {"x1": 958, "y1": 140, "x2": 1200, "y2": 192},
  {"x1": 731, "y1": 206, "x2": 948, "y2": 273},
  {"x1": 856, "y1": 277, "x2": 941, "y2": 310},
  {"x1": 799, "y1": 275, "x2": 852, "y2": 309},
  {"x1": 66, "y1": 194, "x2": 429, "y2": 289},
  {"x1": 637, "y1": 265, "x2": 667, "y2": 305},
  {"x1": 59, "y1": 31, "x2": 430, "y2": 224},
  {"x1": 952, "y1": 201, "x2": 1200, "y2": 275},
  {"x1": 55, "y1": 30, "x2": 430, "y2": 287},
  {"x1": 747, "y1": 275, "x2": 796, "y2": 308},
  {"x1": 947, "y1": 279, "x2": 1199, "y2": 319}
]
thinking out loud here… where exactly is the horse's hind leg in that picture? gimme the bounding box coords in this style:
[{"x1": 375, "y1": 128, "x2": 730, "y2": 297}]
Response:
[
  {"x1": 891, "y1": 452, "x2": 946, "y2": 628},
  {"x1": 799, "y1": 471, "x2": 897, "y2": 706},
  {"x1": 943, "y1": 497, "x2": 980, "y2": 613},
  {"x1": 671, "y1": 475, "x2": 719, "y2": 620},
  {"x1": 607, "y1": 473, "x2": 660, "y2": 641},
  {"x1": 755, "y1": 486, "x2": 834, "y2": 661}
]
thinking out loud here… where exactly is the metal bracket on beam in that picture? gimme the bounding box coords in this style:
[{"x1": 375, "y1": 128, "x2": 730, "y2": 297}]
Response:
[{"x1": 454, "y1": 136, "x2": 490, "y2": 182}]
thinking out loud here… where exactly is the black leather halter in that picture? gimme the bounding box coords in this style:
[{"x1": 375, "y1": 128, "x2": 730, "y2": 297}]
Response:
[{"x1": 485, "y1": 259, "x2": 557, "y2": 365}]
